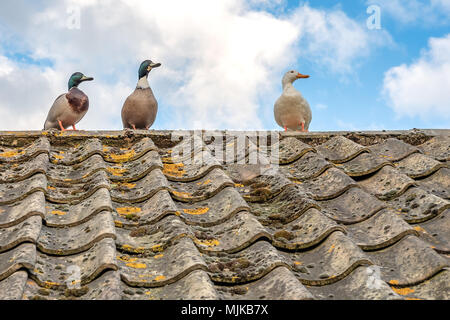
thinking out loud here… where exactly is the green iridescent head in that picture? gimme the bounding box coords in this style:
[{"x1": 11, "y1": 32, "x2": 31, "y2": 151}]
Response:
[
  {"x1": 138, "y1": 60, "x2": 161, "y2": 79},
  {"x1": 68, "y1": 72, "x2": 94, "y2": 90}
]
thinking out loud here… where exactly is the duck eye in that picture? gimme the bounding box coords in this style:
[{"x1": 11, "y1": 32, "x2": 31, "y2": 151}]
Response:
[{"x1": 290, "y1": 71, "x2": 294, "y2": 73}]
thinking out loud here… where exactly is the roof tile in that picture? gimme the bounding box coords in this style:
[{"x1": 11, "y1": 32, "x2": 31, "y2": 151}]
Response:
[
  {"x1": 0, "y1": 191, "x2": 45, "y2": 228},
  {"x1": 37, "y1": 211, "x2": 116, "y2": 255},
  {"x1": 369, "y1": 138, "x2": 420, "y2": 161},
  {"x1": 316, "y1": 136, "x2": 369, "y2": 163},
  {"x1": 367, "y1": 235, "x2": 448, "y2": 286},
  {"x1": 358, "y1": 165, "x2": 416, "y2": 200},
  {"x1": 30, "y1": 238, "x2": 117, "y2": 288},
  {"x1": 319, "y1": 187, "x2": 385, "y2": 224},
  {"x1": 118, "y1": 237, "x2": 207, "y2": 287},
  {"x1": 345, "y1": 208, "x2": 417, "y2": 250},
  {"x1": 217, "y1": 266, "x2": 314, "y2": 300},
  {"x1": 0, "y1": 216, "x2": 42, "y2": 253}
]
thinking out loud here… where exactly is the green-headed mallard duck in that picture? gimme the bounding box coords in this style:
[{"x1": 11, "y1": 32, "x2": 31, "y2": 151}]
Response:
[
  {"x1": 44, "y1": 72, "x2": 94, "y2": 131},
  {"x1": 274, "y1": 70, "x2": 311, "y2": 132},
  {"x1": 121, "y1": 60, "x2": 161, "y2": 130}
]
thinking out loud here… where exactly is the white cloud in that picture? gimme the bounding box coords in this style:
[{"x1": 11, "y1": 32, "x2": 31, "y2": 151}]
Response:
[
  {"x1": 0, "y1": 0, "x2": 387, "y2": 130},
  {"x1": 383, "y1": 34, "x2": 450, "y2": 120}
]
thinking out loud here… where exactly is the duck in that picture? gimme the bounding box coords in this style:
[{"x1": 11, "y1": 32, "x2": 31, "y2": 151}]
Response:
[
  {"x1": 274, "y1": 70, "x2": 311, "y2": 132},
  {"x1": 44, "y1": 72, "x2": 93, "y2": 131},
  {"x1": 121, "y1": 59, "x2": 161, "y2": 130}
]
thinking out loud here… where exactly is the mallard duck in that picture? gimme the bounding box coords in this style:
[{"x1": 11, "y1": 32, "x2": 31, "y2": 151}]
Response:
[
  {"x1": 121, "y1": 60, "x2": 161, "y2": 130},
  {"x1": 274, "y1": 70, "x2": 311, "y2": 132},
  {"x1": 44, "y1": 72, "x2": 93, "y2": 131}
]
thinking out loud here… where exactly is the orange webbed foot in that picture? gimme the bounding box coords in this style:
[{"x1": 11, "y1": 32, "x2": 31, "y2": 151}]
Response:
[{"x1": 58, "y1": 120, "x2": 67, "y2": 132}]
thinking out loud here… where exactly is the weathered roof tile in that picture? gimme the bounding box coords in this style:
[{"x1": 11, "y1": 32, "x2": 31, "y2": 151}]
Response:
[
  {"x1": 37, "y1": 211, "x2": 116, "y2": 255},
  {"x1": 319, "y1": 187, "x2": 385, "y2": 224},
  {"x1": 0, "y1": 216, "x2": 42, "y2": 253},
  {"x1": 316, "y1": 136, "x2": 369, "y2": 163},
  {"x1": 0, "y1": 191, "x2": 45, "y2": 228},
  {"x1": 0, "y1": 271, "x2": 28, "y2": 300},
  {"x1": 386, "y1": 187, "x2": 449, "y2": 224},
  {"x1": 345, "y1": 208, "x2": 417, "y2": 250},
  {"x1": 119, "y1": 237, "x2": 207, "y2": 288},
  {"x1": 30, "y1": 238, "x2": 117, "y2": 289},
  {"x1": 367, "y1": 235, "x2": 448, "y2": 286},
  {"x1": 307, "y1": 266, "x2": 401, "y2": 300},
  {"x1": 358, "y1": 165, "x2": 416, "y2": 200},
  {"x1": 217, "y1": 266, "x2": 314, "y2": 300},
  {"x1": 394, "y1": 153, "x2": 447, "y2": 178}
]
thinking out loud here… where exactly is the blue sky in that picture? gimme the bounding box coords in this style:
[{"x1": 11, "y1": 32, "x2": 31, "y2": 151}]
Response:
[{"x1": 0, "y1": 0, "x2": 449, "y2": 131}]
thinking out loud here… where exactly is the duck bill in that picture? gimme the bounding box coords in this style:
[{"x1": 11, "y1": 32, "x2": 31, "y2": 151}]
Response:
[
  {"x1": 81, "y1": 76, "x2": 94, "y2": 82},
  {"x1": 297, "y1": 73, "x2": 309, "y2": 79},
  {"x1": 150, "y1": 62, "x2": 161, "y2": 68}
]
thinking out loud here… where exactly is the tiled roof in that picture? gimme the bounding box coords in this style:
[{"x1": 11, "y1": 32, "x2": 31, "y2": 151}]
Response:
[{"x1": 0, "y1": 129, "x2": 448, "y2": 300}]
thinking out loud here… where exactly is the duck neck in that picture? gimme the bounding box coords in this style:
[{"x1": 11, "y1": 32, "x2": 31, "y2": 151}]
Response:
[
  {"x1": 136, "y1": 76, "x2": 150, "y2": 89},
  {"x1": 282, "y1": 80, "x2": 295, "y2": 91}
]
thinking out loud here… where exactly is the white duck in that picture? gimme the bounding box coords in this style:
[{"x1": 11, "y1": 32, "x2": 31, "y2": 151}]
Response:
[{"x1": 274, "y1": 70, "x2": 311, "y2": 132}]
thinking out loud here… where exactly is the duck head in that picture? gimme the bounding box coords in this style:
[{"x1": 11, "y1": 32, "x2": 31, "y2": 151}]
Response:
[
  {"x1": 68, "y1": 72, "x2": 94, "y2": 90},
  {"x1": 282, "y1": 70, "x2": 309, "y2": 86},
  {"x1": 138, "y1": 60, "x2": 161, "y2": 79}
]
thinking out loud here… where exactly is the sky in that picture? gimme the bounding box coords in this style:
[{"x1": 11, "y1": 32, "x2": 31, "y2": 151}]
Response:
[{"x1": 0, "y1": 0, "x2": 449, "y2": 132}]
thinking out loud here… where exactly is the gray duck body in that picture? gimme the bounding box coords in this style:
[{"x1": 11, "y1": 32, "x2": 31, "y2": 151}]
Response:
[
  {"x1": 121, "y1": 85, "x2": 158, "y2": 130},
  {"x1": 122, "y1": 60, "x2": 161, "y2": 130}
]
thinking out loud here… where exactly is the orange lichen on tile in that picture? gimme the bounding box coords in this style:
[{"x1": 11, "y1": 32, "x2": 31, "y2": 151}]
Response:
[
  {"x1": 294, "y1": 261, "x2": 303, "y2": 265},
  {"x1": 0, "y1": 208, "x2": 5, "y2": 214},
  {"x1": 195, "y1": 239, "x2": 220, "y2": 247},
  {"x1": 120, "y1": 182, "x2": 137, "y2": 189},
  {"x1": 117, "y1": 255, "x2": 138, "y2": 263},
  {"x1": 172, "y1": 190, "x2": 192, "y2": 198},
  {"x1": 0, "y1": 149, "x2": 24, "y2": 158},
  {"x1": 389, "y1": 280, "x2": 399, "y2": 285},
  {"x1": 197, "y1": 179, "x2": 211, "y2": 186},
  {"x1": 53, "y1": 154, "x2": 65, "y2": 160},
  {"x1": 106, "y1": 167, "x2": 127, "y2": 177},
  {"x1": 51, "y1": 210, "x2": 67, "y2": 216},
  {"x1": 154, "y1": 275, "x2": 166, "y2": 281},
  {"x1": 121, "y1": 244, "x2": 145, "y2": 254},
  {"x1": 43, "y1": 281, "x2": 60, "y2": 289},
  {"x1": 106, "y1": 150, "x2": 136, "y2": 162},
  {"x1": 328, "y1": 244, "x2": 336, "y2": 253},
  {"x1": 114, "y1": 220, "x2": 124, "y2": 228},
  {"x1": 47, "y1": 186, "x2": 56, "y2": 190},
  {"x1": 116, "y1": 207, "x2": 142, "y2": 216},
  {"x1": 126, "y1": 262, "x2": 147, "y2": 269},
  {"x1": 414, "y1": 226, "x2": 427, "y2": 233},
  {"x1": 163, "y1": 163, "x2": 186, "y2": 177},
  {"x1": 154, "y1": 254, "x2": 164, "y2": 259},
  {"x1": 391, "y1": 287, "x2": 415, "y2": 296},
  {"x1": 234, "y1": 183, "x2": 244, "y2": 188},
  {"x1": 183, "y1": 207, "x2": 210, "y2": 215},
  {"x1": 152, "y1": 244, "x2": 164, "y2": 252}
]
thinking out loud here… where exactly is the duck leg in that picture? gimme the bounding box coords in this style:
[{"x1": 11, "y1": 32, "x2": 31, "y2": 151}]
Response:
[
  {"x1": 284, "y1": 126, "x2": 287, "y2": 132},
  {"x1": 132, "y1": 124, "x2": 137, "y2": 130},
  {"x1": 58, "y1": 120, "x2": 67, "y2": 132},
  {"x1": 301, "y1": 122, "x2": 305, "y2": 132},
  {"x1": 72, "y1": 124, "x2": 77, "y2": 131}
]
